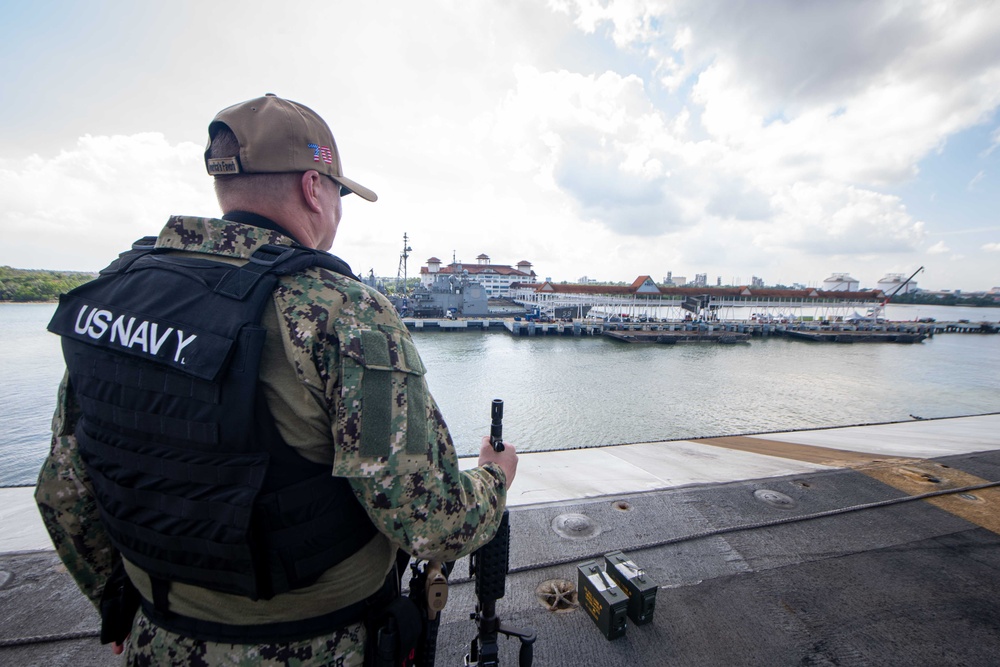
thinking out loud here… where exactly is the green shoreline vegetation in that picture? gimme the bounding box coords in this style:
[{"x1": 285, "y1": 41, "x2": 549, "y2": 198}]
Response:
[
  {"x1": 0, "y1": 267, "x2": 96, "y2": 302},
  {"x1": 884, "y1": 292, "x2": 1000, "y2": 308}
]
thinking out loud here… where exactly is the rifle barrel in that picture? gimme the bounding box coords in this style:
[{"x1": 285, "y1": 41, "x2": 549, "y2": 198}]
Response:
[{"x1": 490, "y1": 399, "x2": 504, "y2": 451}]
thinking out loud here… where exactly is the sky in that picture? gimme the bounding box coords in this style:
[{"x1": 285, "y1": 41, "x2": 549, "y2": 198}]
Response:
[{"x1": 2, "y1": 0, "x2": 999, "y2": 292}]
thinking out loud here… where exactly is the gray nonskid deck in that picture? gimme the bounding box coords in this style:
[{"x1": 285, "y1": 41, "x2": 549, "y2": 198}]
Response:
[{"x1": 436, "y1": 453, "x2": 1000, "y2": 666}]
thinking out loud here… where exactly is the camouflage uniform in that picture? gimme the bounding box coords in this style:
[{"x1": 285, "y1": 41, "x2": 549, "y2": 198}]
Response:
[{"x1": 36, "y1": 215, "x2": 508, "y2": 666}]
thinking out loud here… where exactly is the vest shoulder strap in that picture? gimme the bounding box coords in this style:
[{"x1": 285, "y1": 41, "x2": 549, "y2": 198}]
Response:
[
  {"x1": 213, "y1": 244, "x2": 358, "y2": 300},
  {"x1": 97, "y1": 238, "x2": 357, "y2": 304},
  {"x1": 98, "y1": 236, "x2": 162, "y2": 275}
]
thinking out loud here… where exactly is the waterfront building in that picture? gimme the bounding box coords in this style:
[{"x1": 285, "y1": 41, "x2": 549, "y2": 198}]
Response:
[
  {"x1": 822, "y1": 273, "x2": 860, "y2": 291},
  {"x1": 877, "y1": 273, "x2": 920, "y2": 295},
  {"x1": 421, "y1": 255, "x2": 536, "y2": 297}
]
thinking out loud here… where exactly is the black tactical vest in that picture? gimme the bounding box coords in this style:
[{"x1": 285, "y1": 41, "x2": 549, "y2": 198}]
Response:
[{"x1": 48, "y1": 239, "x2": 379, "y2": 611}]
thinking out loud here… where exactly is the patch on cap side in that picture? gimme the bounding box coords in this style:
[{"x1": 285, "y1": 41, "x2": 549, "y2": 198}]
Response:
[{"x1": 207, "y1": 157, "x2": 240, "y2": 175}]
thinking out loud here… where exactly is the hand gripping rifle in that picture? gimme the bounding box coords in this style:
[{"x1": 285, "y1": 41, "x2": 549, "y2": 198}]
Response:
[{"x1": 466, "y1": 400, "x2": 536, "y2": 667}]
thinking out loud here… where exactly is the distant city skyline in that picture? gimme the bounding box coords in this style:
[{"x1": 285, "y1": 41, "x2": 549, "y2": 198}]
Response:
[{"x1": 391, "y1": 253, "x2": 978, "y2": 294}]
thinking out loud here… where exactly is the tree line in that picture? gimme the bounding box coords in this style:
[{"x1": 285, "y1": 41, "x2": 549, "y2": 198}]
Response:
[
  {"x1": 0, "y1": 266, "x2": 96, "y2": 302},
  {"x1": 889, "y1": 291, "x2": 1000, "y2": 308}
]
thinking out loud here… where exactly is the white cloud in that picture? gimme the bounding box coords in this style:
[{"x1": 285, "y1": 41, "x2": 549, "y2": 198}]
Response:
[
  {"x1": 0, "y1": 134, "x2": 216, "y2": 271},
  {"x1": 763, "y1": 182, "x2": 924, "y2": 255},
  {"x1": 928, "y1": 241, "x2": 950, "y2": 254},
  {"x1": 967, "y1": 170, "x2": 986, "y2": 191},
  {"x1": 488, "y1": 67, "x2": 690, "y2": 235},
  {"x1": 554, "y1": 0, "x2": 1000, "y2": 190},
  {"x1": 983, "y1": 242, "x2": 1000, "y2": 252},
  {"x1": 487, "y1": 60, "x2": 931, "y2": 260},
  {"x1": 987, "y1": 127, "x2": 1000, "y2": 156}
]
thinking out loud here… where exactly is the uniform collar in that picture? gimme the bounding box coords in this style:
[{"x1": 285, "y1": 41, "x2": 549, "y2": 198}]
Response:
[
  {"x1": 156, "y1": 215, "x2": 295, "y2": 259},
  {"x1": 222, "y1": 211, "x2": 298, "y2": 241}
]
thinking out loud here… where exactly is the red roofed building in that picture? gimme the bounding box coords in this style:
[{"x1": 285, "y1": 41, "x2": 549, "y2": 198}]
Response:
[
  {"x1": 420, "y1": 254, "x2": 536, "y2": 297},
  {"x1": 509, "y1": 276, "x2": 886, "y2": 321}
]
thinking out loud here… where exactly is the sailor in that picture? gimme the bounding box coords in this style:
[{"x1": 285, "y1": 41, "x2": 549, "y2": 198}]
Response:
[{"x1": 36, "y1": 93, "x2": 518, "y2": 665}]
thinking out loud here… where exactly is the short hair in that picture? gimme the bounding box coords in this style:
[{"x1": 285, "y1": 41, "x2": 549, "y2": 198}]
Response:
[{"x1": 207, "y1": 126, "x2": 300, "y2": 211}]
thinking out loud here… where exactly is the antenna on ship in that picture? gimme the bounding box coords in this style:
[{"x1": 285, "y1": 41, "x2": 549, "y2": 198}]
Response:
[{"x1": 396, "y1": 233, "x2": 412, "y2": 295}]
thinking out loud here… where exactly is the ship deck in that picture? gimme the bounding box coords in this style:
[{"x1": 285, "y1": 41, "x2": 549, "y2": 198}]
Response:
[{"x1": 3, "y1": 413, "x2": 1000, "y2": 665}]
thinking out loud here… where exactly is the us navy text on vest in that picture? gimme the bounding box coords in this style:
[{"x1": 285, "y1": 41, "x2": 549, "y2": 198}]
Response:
[{"x1": 72, "y1": 303, "x2": 197, "y2": 364}]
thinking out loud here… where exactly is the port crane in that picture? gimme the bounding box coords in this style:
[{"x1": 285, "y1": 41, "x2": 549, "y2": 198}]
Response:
[{"x1": 869, "y1": 266, "x2": 924, "y2": 321}]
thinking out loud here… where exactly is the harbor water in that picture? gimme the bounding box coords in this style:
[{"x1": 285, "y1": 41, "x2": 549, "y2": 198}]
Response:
[{"x1": 2, "y1": 303, "x2": 999, "y2": 487}]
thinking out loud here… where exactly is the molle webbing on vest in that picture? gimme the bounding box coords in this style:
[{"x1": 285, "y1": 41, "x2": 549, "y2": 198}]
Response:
[{"x1": 70, "y1": 356, "x2": 221, "y2": 445}]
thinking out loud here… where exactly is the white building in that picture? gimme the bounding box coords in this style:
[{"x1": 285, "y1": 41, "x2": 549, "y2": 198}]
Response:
[
  {"x1": 877, "y1": 273, "x2": 919, "y2": 295},
  {"x1": 663, "y1": 274, "x2": 687, "y2": 286},
  {"x1": 420, "y1": 255, "x2": 536, "y2": 297},
  {"x1": 822, "y1": 273, "x2": 860, "y2": 292}
]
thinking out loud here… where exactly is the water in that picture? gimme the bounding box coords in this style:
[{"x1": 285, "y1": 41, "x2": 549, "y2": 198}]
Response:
[
  {"x1": 0, "y1": 304, "x2": 67, "y2": 486},
  {"x1": 2, "y1": 303, "x2": 999, "y2": 486}
]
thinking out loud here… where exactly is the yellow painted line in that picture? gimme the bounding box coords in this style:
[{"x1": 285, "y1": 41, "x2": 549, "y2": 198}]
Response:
[
  {"x1": 695, "y1": 435, "x2": 1000, "y2": 535},
  {"x1": 694, "y1": 435, "x2": 909, "y2": 468},
  {"x1": 860, "y1": 461, "x2": 1000, "y2": 535}
]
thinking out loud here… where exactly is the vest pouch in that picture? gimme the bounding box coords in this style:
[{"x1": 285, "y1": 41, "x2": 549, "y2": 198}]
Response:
[
  {"x1": 256, "y1": 467, "x2": 378, "y2": 594},
  {"x1": 78, "y1": 424, "x2": 271, "y2": 599}
]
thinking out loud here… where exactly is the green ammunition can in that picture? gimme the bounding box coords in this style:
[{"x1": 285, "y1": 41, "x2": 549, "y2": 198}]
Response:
[
  {"x1": 577, "y1": 560, "x2": 628, "y2": 640},
  {"x1": 604, "y1": 550, "x2": 658, "y2": 625}
]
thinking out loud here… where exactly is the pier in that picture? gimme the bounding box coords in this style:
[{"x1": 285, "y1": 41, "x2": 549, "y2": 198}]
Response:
[
  {"x1": 403, "y1": 318, "x2": 602, "y2": 336},
  {"x1": 933, "y1": 320, "x2": 999, "y2": 334},
  {"x1": 602, "y1": 329, "x2": 752, "y2": 344},
  {"x1": 402, "y1": 317, "x2": 996, "y2": 342},
  {"x1": 404, "y1": 318, "x2": 507, "y2": 332}
]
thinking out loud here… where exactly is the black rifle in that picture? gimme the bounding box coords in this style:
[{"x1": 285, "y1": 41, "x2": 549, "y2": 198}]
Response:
[{"x1": 466, "y1": 399, "x2": 536, "y2": 667}]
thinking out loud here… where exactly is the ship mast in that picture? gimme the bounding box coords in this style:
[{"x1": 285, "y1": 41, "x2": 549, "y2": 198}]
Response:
[{"x1": 396, "y1": 233, "x2": 413, "y2": 295}]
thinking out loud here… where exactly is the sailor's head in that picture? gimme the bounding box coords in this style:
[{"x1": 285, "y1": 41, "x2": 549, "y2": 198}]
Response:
[
  {"x1": 203, "y1": 94, "x2": 376, "y2": 251},
  {"x1": 204, "y1": 93, "x2": 376, "y2": 202}
]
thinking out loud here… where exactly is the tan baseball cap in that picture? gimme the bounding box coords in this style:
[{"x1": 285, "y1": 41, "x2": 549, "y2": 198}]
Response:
[{"x1": 205, "y1": 94, "x2": 377, "y2": 202}]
